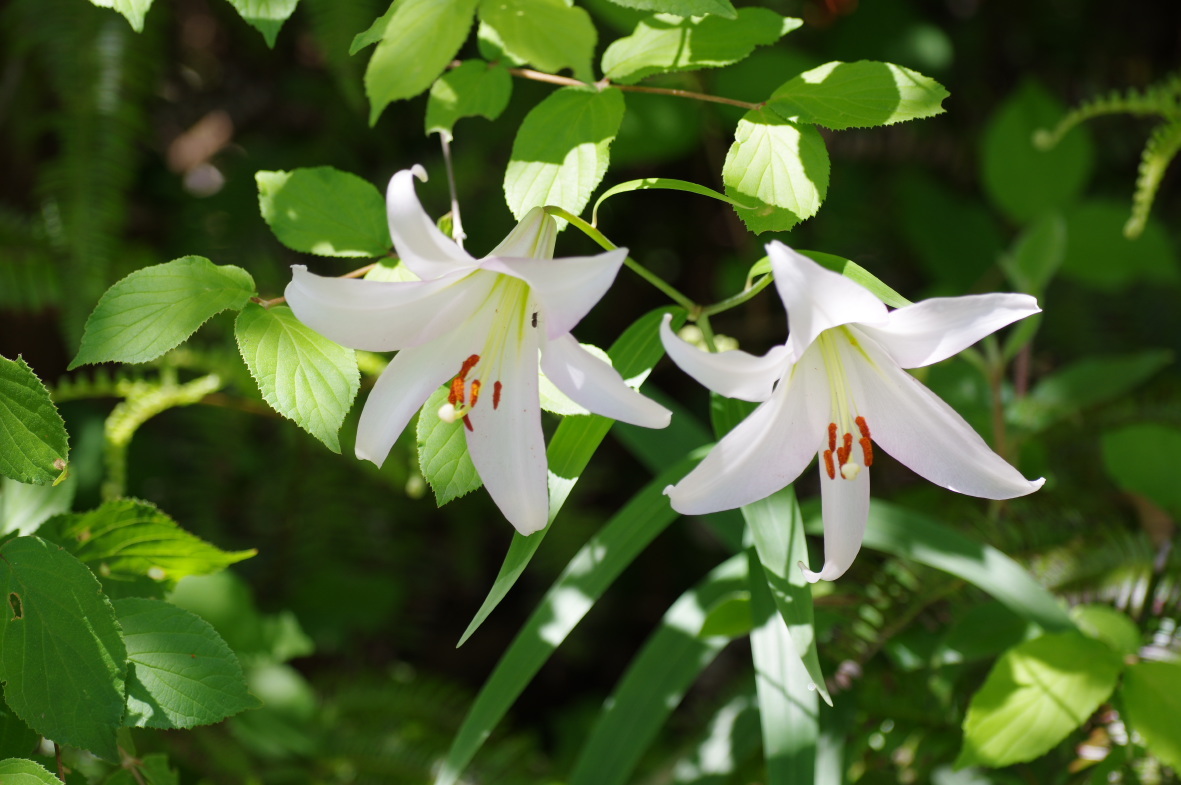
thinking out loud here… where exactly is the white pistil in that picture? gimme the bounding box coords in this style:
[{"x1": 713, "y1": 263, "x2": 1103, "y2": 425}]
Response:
[
  {"x1": 438, "y1": 403, "x2": 460, "y2": 423},
  {"x1": 840, "y1": 462, "x2": 862, "y2": 480}
]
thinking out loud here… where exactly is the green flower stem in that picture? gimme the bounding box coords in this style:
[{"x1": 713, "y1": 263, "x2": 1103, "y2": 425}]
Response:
[
  {"x1": 699, "y1": 273, "x2": 774, "y2": 319},
  {"x1": 696, "y1": 315, "x2": 720, "y2": 353}
]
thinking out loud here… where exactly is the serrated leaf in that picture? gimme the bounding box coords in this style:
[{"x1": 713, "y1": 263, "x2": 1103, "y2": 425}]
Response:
[
  {"x1": 0, "y1": 356, "x2": 69, "y2": 485},
  {"x1": 0, "y1": 759, "x2": 61, "y2": 784},
  {"x1": 362, "y1": 0, "x2": 479, "y2": 125},
  {"x1": 602, "y1": 9, "x2": 799, "y2": 85},
  {"x1": 38, "y1": 498, "x2": 255, "y2": 598},
  {"x1": 0, "y1": 698, "x2": 39, "y2": 758},
  {"x1": 116, "y1": 597, "x2": 260, "y2": 729},
  {"x1": 70, "y1": 256, "x2": 256, "y2": 369},
  {"x1": 479, "y1": 0, "x2": 595, "y2": 82},
  {"x1": 86, "y1": 0, "x2": 154, "y2": 31},
  {"x1": 416, "y1": 386, "x2": 482, "y2": 506},
  {"x1": 235, "y1": 303, "x2": 360, "y2": 452},
  {"x1": 1070, "y1": 604, "x2": 1140, "y2": 657},
  {"x1": 723, "y1": 108, "x2": 829, "y2": 233},
  {"x1": 0, "y1": 537, "x2": 126, "y2": 761},
  {"x1": 604, "y1": 0, "x2": 736, "y2": 18},
  {"x1": 256, "y1": 168, "x2": 390, "y2": 258},
  {"x1": 350, "y1": 2, "x2": 395, "y2": 54},
  {"x1": 956, "y1": 631, "x2": 1122, "y2": 768},
  {"x1": 426, "y1": 60, "x2": 513, "y2": 138},
  {"x1": 505, "y1": 87, "x2": 626, "y2": 221},
  {"x1": 224, "y1": 0, "x2": 299, "y2": 46},
  {"x1": 767, "y1": 60, "x2": 948, "y2": 130},
  {"x1": 1101, "y1": 423, "x2": 1181, "y2": 517},
  {"x1": 1121, "y1": 661, "x2": 1181, "y2": 770}
]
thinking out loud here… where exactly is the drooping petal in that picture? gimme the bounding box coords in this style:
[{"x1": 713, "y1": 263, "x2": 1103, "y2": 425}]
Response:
[
  {"x1": 385, "y1": 167, "x2": 478, "y2": 281},
  {"x1": 665, "y1": 359, "x2": 830, "y2": 515},
  {"x1": 483, "y1": 248, "x2": 628, "y2": 340},
  {"x1": 659, "y1": 314, "x2": 790, "y2": 403},
  {"x1": 464, "y1": 310, "x2": 550, "y2": 535},
  {"x1": 541, "y1": 334, "x2": 671, "y2": 428},
  {"x1": 801, "y1": 462, "x2": 870, "y2": 583},
  {"x1": 846, "y1": 334, "x2": 1044, "y2": 499},
  {"x1": 858, "y1": 293, "x2": 1041, "y2": 369},
  {"x1": 285, "y1": 264, "x2": 494, "y2": 351},
  {"x1": 768, "y1": 241, "x2": 888, "y2": 363},
  {"x1": 485, "y1": 206, "x2": 557, "y2": 259}
]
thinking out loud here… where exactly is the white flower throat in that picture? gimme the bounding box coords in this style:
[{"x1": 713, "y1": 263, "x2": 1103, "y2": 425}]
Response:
[{"x1": 816, "y1": 328, "x2": 874, "y2": 482}]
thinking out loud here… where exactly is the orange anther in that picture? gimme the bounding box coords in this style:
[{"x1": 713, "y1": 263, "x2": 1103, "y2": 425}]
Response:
[
  {"x1": 823, "y1": 450, "x2": 836, "y2": 480},
  {"x1": 828, "y1": 422, "x2": 837, "y2": 452},
  {"x1": 856, "y1": 416, "x2": 871, "y2": 440},
  {"x1": 463, "y1": 415, "x2": 474, "y2": 431},
  {"x1": 458, "y1": 354, "x2": 480, "y2": 380},
  {"x1": 470, "y1": 379, "x2": 482, "y2": 406},
  {"x1": 493, "y1": 381, "x2": 503, "y2": 409},
  {"x1": 860, "y1": 437, "x2": 874, "y2": 467},
  {"x1": 449, "y1": 376, "x2": 465, "y2": 406},
  {"x1": 837, "y1": 433, "x2": 853, "y2": 465}
]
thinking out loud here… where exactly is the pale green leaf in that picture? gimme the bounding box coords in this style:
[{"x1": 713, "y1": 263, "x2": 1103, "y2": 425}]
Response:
[
  {"x1": 1058, "y1": 200, "x2": 1178, "y2": 290},
  {"x1": 235, "y1": 303, "x2": 360, "y2": 453},
  {"x1": 350, "y1": 2, "x2": 395, "y2": 54},
  {"x1": 70, "y1": 257, "x2": 255, "y2": 368},
  {"x1": 697, "y1": 591, "x2": 752, "y2": 638},
  {"x1": 0, "y1": 759, "x2": 61, "y2": 784},
  {"x1": 505, "y1": 86, "x2": 626, "y2": 221},
  {"x1": 603, "y1": 9, "x2": 800, "y2": 85},
  {"x1": 956, "y1": 632, "x2": 1121, "y2": 768},
  {"x1": 1121, "y1": 661, "x2": 1181, "y2": 770},
  {"x1": 0, "y1": 474, "x2": 76, "y2": 536},
  {"x1": 86, "y1": 0, "x2": 154, "y2": 31},
  {"x1": 224, "y1": 0, "x2": 299, "y2": 46},
  {"x1": 604, "y1": 0, "x2": 736, "y2": 18},
  {"x1": 38, "y1": 498, "x2": 255, "y2": 598},
  {"x1": 767, "y1": 60, "x2": 948, "y2": 130},
  {"x1": 479, "y1": 0, "x2": 595, "y2": 82},
  {"x1": 425, "y1": 60, "x2": 512, "y2": 138},
  {"x1": 363, "y1": 259, "x2": 420, "y2": 282},
  {"x1": 0, "y1": 537, "x2": 126, "y2": 761},
  {"x1": 256, "y1": 168, "x2": 390, "y2": 258},
  {"x1": 1101, "y1": 423, "x2": 1181, "y2": 517},
  {"x1": 0, "y1": 356, "x2": 68, "y2": 485},
  {"x1": 416, "y1": 386, "x2": 482, "y2": 506},
  {"x1": 591, "y1": 177, "x2": 755, "y2": 227},
  {"x1": 362, "y1": 0, "x2": 479, "y2": 124},
  {"x1": 723, "y1": 108, "x2": 830, "y2": 233},
  {"x1": 1070, "y1": 604, "x2": 1141, "y2": 657},
  {"x1": 117, "y1": 597, "x2": 260, "y2": 729}
]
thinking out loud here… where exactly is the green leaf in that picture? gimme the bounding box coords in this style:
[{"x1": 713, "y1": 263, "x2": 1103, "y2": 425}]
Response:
[
  {"x1": 0, "y1": 475, "x2": 76, "y2": 536},
  {"x1": 86, "y1": 0, "x2": 154, "y2": 31},
  {"x1": 591, "y1": 177, "x2": 755, "y2": 227},
  {"x1": 0, "y1": 537, "x2": 126, "y2": 761},
  {"x1": 457, "y1": 307, "x2": 683, "y2": 644},
  {"x1": 1000, "y1": 212, "x2": 1066, "y2": 295},
  {"x1": 566, "y1": 554, "x2": 748, "y2": 785},
  {"x1": 235, "y1": 303, "x2": 360, "y2": 453},
  {"x1": 38, "y1": 498, "x2": 255, "y2": 598},
  {"x1": 362, "y1": 0, "x2": 479, "y2": 125},
  {"x1": 746, "y1": 249, "x2": 912, "y2": 309},
  {"x1": 1009, "y1": 350, "x2": 1171, "y2": 433},
  {"x1": 505, "y1": 86, "x2": 626, "y2": 221},
  {"x1": 956, "y1": 632, "x2": 1122, "y2": 768},
  {"x1": 363, "y1": 259, "x2": 419, "y2": 282},
  {"x1": 767, "y1": 60, "x2": 948, "y2": 130},
  {"x1": 416, "y1": 386, "x2": 482, "y2": 506},
  {"x1": 698, "y1": 591, "x2": 752, "y2": 638},
  {"x1": 1070, "y1": 604, "x2": 1140, "y2": 657},
  {"x1": 479, "y1": 0, "x2": 596, "y2": 82},
  {"x1": 723, "y1": 108, "x2": 830, "y2": 233},
  {"x1": 0, "y1": 700, "x2": 39, "y2": 759},
  {"x1": 1101, "y1": 423, "x2": 1181, "y2": 517},
  {"x1": 104, "y1": 753, "x2": 178, "y2": 785},
  {"x1": 0, "y1": 759, "x2": 61, "y2": 784},
  {"x1": 256, "y1": 168, "x2": 390, "y2": 258},
  {"x1": 224, "y1": 0, "x2": 300, "y2": 46},
  {"x1": 350, "y1": 3, "x2": 395, "y2": 54},
  {"x1": 1121, "y1": 661, "x2": 1181, "y2": 771},
  {"x1": 116, "y1": 597, "x2": 260, "y2": 729},
  {"x1": 70, "y1": 257, "x2": 256, "y2": 369},
  {"x1": 425, "y1": 60, "x2": 512, "y2": 138},
  {"x1": 602, "y1": 9, "x2": 799, "y2": 85},
  {"x1": 0, "y1": 356, "x2": 68, "y2": 485},
  {"x1": 1057, "y1": 200, "x2": 1179, "y2": 290},
  {"x1": 932, "y1": 602, "x2": 1036, "y2": 666},
  {"x1": 436, "y1": 456, "x2": 699, "y2": 785},
  {"x1": 981, "y1": 80, "x2": 1094, "y2": 223},
  {"x1": 604, "y1": 0, "x2": 736, "y2": 18}
]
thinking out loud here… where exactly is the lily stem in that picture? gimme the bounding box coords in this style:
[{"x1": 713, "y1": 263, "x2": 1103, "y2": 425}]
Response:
[{"x1": 502, "y1": 66, "x2": 760, "y2": 110}]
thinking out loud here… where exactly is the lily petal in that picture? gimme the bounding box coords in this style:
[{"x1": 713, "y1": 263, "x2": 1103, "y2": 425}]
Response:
[
  {"x1": 665, "y1": 360, "x2": 829, "y2": 515},
  {"x1": 859, "y1": 293, "x2": 1041, "y2": 369},
  {"x1": 659, "y1": 314, "x2": 791, "y2": 403},
  {"x1": 541, "y1": 334, "x2": 671, "y2": 428},
  {"x1": 768, "y1": 242, "x2": 888, "y2": 363},
  {"x1": 464, "y1": 312, "x2": 549, "y2": 535},
  {"x1": 486, "y1": 206, "x2": 558, "y2": 259},
  {"x1": 802, "y1": 462, "x2": 870, "y2": 583},
  {"x1": 386, "y1": 167, "x2": 478, "y2": 280},
  {"x1": 286, "y1": 265, "x2": 494, "y2": 352},
  {"x1": 484, "y1": 248, "x2": 628, "y2": 340},
  {"x1": 848, "y1": 335, "x2": 1045, "y2": 499}
]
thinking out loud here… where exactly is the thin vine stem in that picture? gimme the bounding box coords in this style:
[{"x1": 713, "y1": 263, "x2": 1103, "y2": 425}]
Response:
[
  {"x1": 699, "y1": 273, "x2": 775, "y2": 319},
  {"x1": 503, "y1": 66, "x2": 760, "y2": 110}
]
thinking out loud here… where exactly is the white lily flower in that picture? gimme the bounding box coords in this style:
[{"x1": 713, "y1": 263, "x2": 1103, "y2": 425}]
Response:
[
  {"x1": 286, "y1": 166, "x2": 671, "y2": 535},
  {"x1": 661, "y1": 241, "x2": 1044, "y2": 582}
]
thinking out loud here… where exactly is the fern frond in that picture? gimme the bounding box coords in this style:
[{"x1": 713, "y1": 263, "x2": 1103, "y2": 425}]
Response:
[
  {"x1": 0, "y1": 208, "x2": 60, "y2": 312},
  {"x1": 1126, "y1": 118, "x2": 1181, "y2": 238}
]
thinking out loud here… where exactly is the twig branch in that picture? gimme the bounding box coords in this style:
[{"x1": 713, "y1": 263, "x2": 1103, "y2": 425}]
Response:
[{"x1": 502, "y1": 66, "x2": 761, "y2": 110}]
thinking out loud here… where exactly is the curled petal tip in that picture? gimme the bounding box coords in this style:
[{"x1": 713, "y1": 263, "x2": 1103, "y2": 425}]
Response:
[
  {"x1": 290, "y1": 263, "x2": 308, "y2": 274},
  {"x1": 662, "y1": 484, "x2": 675, "y2": 499},
  {"x1": 798, "y1": 561, "x2": 822, "y2": 584},
  {"x1": 410, "y1": 164, "x2": 427, "y2": 182}
]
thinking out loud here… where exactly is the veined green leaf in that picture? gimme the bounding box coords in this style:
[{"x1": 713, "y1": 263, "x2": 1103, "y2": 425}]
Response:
[
  {"x1": 723, "y1": 108, "x2": 830, "y2": 233},
  {"x1": 70, "y1": 256, "x2": 256, "y2": 368},
  {"x1": 479, "y1": 0, "x2": 596, "y2": 82},
  {"x1": 1121, "y1": 661, "x2": 1181, "y2": 770},
  {"x1": 86, "y1": 0, "x2": 154, "y2": 31},
  {"x1": 256, "y1": 168, "x2": 390, "y2": 258},
  {"x1": 592, "y1": 177, "x2": 754, "y2": 227},
  {"x1": 767, "y1": 60, "x2": 948, "y2": 130},
  {"x1": 425, "y1": 60, "x2": 512, "y2": 139},
  {"x1": 224, "y1": 0, "x2": 300, "y2": 46},
  {"x1": 1100, "y1": 423, "x2": 1181, "y2": 517},
  {"x1": 416, "y1": 386, "x2": 482, "y2": 506},
  {"x1": 0, "y1": 537, "x2": 126, "y2": 761},
  {"x1": 603, "y1": 9, "x2": 799, "y2": 85},
  {"x1": 117, "y1": 597, "x2": 260, "y2": 729},
  {"x1": 1070, "y1": 604, "x2": 1141, "y2": 657},
  {"x1": 0, "y1": 759, "x2": 62, "y2": 784},
  {"x1": 235, "y1": 303, "x2": 360, "y2": 453},
  {"x1": 505, "y1": 86, "x2": 626, "y2": 221},
  {"x1": 604, "y1": 0, "x2": 736, "y2": 18},
  {"x1": 0, "y1": 356, "x2": 69, "y2": 485}
]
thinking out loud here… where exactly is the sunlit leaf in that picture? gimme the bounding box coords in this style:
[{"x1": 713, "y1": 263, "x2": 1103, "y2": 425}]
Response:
[
  {"x1": 767, "y1": 60, "x2": 948, "y2": 130},
  {"x1": 256, "y1": 168, "x2": 390, "y2": 258},
  {"x1": 603, "y1": 0, "x2": 736, "y2": 18},
  {"x1": 0, "y1": 356, "x2": 68, "y2": 485},
  {"x1": 1070, "y1": 604, "x2": 1140, "y2": 657},
  {"x1": 479, "y1": 0, "x2": 596, "y2": 82},
  {"x1": 86, "y1": 0, "x2": 154, "y2": 31},
  {"x1": 425, "y1": 60, "x2": 512, "y2": 139},
  {"x1": 416, "y1": 386, "x2": 482, "y2": 506},
  {"x1": 0, "y1": 759, "x2": 62, "y2": 785},
  {"x1": 224, "y1": 0, "x2": 300, "y2": 46}
]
